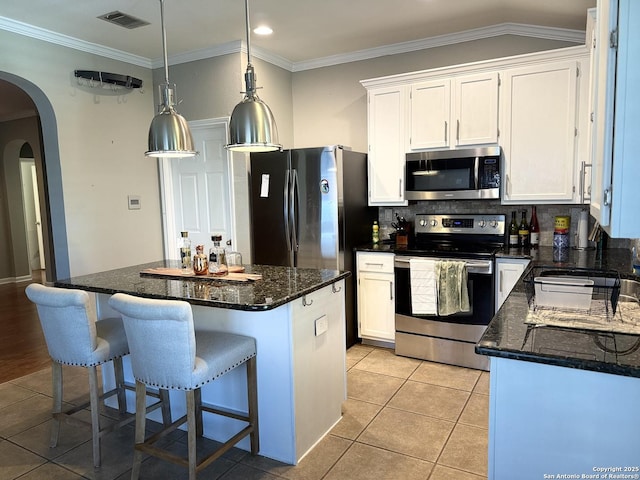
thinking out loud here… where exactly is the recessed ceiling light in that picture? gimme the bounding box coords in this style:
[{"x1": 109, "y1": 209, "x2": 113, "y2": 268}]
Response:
[{"x1": 253, "y1": 25, "x2": 273, "y2": 35}]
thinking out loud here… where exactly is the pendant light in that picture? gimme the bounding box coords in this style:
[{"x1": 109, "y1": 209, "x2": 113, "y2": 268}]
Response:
[
  {"x1": 145, "y1": 0, "x2": 196, "y2": 158},
  {"x1": 226, "y1": 0, "x2": 282, "y2": 152}
]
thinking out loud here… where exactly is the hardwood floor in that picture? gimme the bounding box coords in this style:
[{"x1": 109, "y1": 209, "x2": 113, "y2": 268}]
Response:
[{"x1": 0, "y1": 270, "x2": 50, "y2": 384}]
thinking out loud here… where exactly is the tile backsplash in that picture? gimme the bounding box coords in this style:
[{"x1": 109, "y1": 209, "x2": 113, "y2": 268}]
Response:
[{"x1": 377, "y1": 200, "x2": 633, "y2": 249}]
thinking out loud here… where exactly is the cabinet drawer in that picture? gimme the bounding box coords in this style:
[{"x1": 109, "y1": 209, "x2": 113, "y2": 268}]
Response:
[{"x1": 357, "y1": 252, "x2": 394, "y2": 273}]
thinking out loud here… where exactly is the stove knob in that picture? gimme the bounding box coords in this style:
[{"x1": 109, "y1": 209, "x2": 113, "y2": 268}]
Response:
[
  {"x1": 478, "y1": 220, "x2": 486, "y2": 228},
  {"x1": 429, "y1": 219, "x2": 438, "y2": 227},
  {"x1": 419, "y1": 218, "x2": 427, "y2": 227},
  {"x1": 489, "y1": 220, "x2": 498, "y2": 228}
]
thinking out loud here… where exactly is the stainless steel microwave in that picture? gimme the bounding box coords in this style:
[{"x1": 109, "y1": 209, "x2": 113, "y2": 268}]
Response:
[{"x1": 405, "y1": 146, "x2": 501, "y2": 200}]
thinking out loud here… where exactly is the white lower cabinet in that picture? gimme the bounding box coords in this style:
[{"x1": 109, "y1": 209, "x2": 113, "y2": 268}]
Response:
[
  {"x1": 356, "y1": 252, "x2": 395, "y2": 344},
  {"x1": 495, "y1": 258, "x2": 530, "y2": 311}
]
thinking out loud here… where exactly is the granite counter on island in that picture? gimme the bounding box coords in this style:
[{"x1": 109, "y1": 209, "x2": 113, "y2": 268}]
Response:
[
  {"x1": 55, "y1": 261, "x2": 350, "y2": 465},
  {"x1": 475, "y1": 248, "x2": 640, "y2": 478}
]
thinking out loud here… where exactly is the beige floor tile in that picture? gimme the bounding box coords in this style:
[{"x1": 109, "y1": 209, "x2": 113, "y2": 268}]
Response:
[
  {"x1": 0, "y1": 393, "x2": 51, "y2": 438},
  {"x1": 458, "y1": 393, "x2": 489, "y2": 429},
  {"x1": 13, "y1": 462, "x2": 88, "y2": 480},
  {"x1": 410, "y1": 362, "x2": 481, "y2": 392},
  {"x1": 346, "y1": 369, "x2": 404, "y2": 405},
  {"x1": 358, "y1": 407, "x2": 454, "y2": 462},
  {"x1": 218, "y1": 463, "x2": 282, "y2": 479},
  {"x1": 242, "y1": 434, "x2": 352, "y2": 480},
  {"x1": 324, "y1": 442, "x2": 434, "y2": 480},
  {"x1": 429, "y1": 464, "x2": 486, "y2": 480},
  {"x1": 330, "y1": 398, "x2": 382, "y2": 440},
  {"x1": 54, "y1": 424, "x2": 137, "y2": 480},
  {"x1": 0, "y1": 382, "x2": 38, "y2": 410},
  {"x1": 473, "y1": 371, "x2": 490, "y2": 395},
  {"x1": 352, "y1": 348, "x2": 421, "y2": 379},
  {"x1": 438, "y1": 423, "x2": 488, "y2": 477},
  {"x1": 346, "y1": 344, "x2": 374, "y2": 370},
  {"x1": 389, "y1": 380, "x2": 470, "y2": 422},
  {"x1": 9, "y1": 414, "x2": 93, "y2": 460},
  {"x1": 0, "y1": 438, "x2": 47, "y2": 479}
]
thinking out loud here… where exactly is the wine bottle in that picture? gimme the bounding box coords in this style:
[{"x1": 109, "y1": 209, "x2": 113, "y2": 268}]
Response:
[
  {"x1": 509, "y1": 211, "x2": 519, "y2": 247},
  {"x1": 529, "y1": 206, "x2": 540, "y2": 248},
  {"x1": 518, "y1": 210, "x2": 530, "y2": 248}
]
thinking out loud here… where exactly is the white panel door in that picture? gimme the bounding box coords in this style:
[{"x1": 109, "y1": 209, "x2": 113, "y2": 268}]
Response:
[
  {"x1": 409, "y1": 80, "x2": 450, "y2": 150},
  {"x1": 162, "y1": 120, "x2": 233, "y2": 260},
  {"x1": 453, "y1": 72, "x2": 499, "y2": 147}
]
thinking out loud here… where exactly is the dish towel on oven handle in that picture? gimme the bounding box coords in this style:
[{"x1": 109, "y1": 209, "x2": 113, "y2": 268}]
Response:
[
  {"x1": 435, "y1": 260, "x2": 470, "y2": 316},
  {"x1": 409, "y1": 258, "x2": 438, "y2": 315}
]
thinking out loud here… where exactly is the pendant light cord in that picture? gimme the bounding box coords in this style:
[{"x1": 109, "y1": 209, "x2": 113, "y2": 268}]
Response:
[
  {"x1": 244, "y1": 0, "x2": 252, "y2": 67},
  {"x1": 160, "y1": 0, "x2": 170, "y2": 85}
]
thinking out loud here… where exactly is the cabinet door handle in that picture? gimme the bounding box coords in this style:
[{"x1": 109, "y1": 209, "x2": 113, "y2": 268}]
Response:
[
  {"x1": 398, "y1": 179, "x2": 402, "y2": 198},
  {"x1": 365, "y1": 262, "x2": 384, "y2": 267},
  {"x1": 499, "y1": 271, "x2": 504, "y2": 294},
  {"x1": 389, "y1": 281, "x2": 394, "y2": 301},
  {"x1": 444, "y1": 121, "x2": 448, "y2": 142},
  {"x1": 456, "y1": 119, "x2": 460, "y2": 142}
]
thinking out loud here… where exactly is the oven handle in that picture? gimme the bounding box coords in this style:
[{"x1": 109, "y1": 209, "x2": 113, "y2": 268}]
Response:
[{"x1": 394, "y1": 256, "x2": 493, "y2": 275}]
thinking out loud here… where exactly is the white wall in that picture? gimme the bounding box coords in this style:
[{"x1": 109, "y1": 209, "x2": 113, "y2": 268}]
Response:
[{"x1": 0, "y1": 30, "x2": 163, "y2": 277}]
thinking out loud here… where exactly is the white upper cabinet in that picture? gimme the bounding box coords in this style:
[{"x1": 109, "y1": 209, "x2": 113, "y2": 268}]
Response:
[
  {"x1": 366, "y1": 85, "x2": 408, "y2": 206},
  {"x1": 501, "y1": 60, "x2": 579, "y2": 203},
  {"x1": 589, "y1": 0, "x2": 640, "y2": 237},
  {"x1": 362, "y1": 46, "x2": 590, "y2": 207},
  {"x1": 409, "y1": 72, "x2": 499, "y2": 150}
]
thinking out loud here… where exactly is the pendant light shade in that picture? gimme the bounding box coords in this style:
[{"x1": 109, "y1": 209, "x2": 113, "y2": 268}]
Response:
[
  {"x1": 145, "y1": 0, "x2": 196, "y2": 158},
  {"x1": 226, "y1": 0, "x2": 281, "y2": 152}
]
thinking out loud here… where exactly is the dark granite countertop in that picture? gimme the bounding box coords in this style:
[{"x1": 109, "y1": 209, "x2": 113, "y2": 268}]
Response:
[
  {"x1": 478, "y1": 247, "x2": 640, "y2": 378},
  {"x1": 54, "y1": 260, "x2": 350, "y2": 311}
]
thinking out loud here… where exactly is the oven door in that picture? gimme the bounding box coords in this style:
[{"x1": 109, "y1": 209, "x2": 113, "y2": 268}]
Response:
[{"x1": 394, "y1": 255, "x2": 495, "y2": 370}]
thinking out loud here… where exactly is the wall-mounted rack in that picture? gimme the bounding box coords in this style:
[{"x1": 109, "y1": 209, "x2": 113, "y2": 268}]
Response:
[{"x1": 74, "y1": 70, "x2": 143, "y2": 90}]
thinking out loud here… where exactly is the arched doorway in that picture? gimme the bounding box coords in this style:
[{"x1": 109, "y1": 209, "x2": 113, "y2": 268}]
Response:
[{"x1": 0, "y1": 72, "x2": 69, "y2": 283}]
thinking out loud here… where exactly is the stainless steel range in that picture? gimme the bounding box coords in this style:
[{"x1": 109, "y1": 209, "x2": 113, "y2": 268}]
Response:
[{"x1": 394, "y1": 213, "x2": 506, "y2": 370}]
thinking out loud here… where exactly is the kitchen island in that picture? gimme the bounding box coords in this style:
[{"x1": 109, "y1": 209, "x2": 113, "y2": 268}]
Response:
[
  {"x1": 55, "y1": 260, "x2": 350, "y2": 465},
  {"x1": 476, "y1": 248, "x2": 640, "y2": 478}
]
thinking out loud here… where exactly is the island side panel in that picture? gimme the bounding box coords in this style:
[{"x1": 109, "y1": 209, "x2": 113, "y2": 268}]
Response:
[
  {"x1": 489, "y1": 356, "x2": 640, "y2": 478},
  {"x1": 291, "y1": 280, "x2": 347, "y2": 461}
]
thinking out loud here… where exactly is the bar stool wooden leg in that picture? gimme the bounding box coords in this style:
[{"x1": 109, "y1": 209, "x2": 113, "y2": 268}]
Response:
[
  {"x1": 50, "y1": 361, "x2": 63, "y2": 448},
  {"x1": 131, "y1": 381, "x2": 147, "y2": 480},
  {"x1": 247, "y1": 356, "x2": 259, "y2": 455},
  {"x1": 88, "y1": 366, "x2": 101, "y2": 468},
  {"x1": 194, "y1": 388, "x2": 203, "y2": 437},
  {"x1": 113, "y1": 357, "x2": 127, "y2": 415},
  {"x1": 186, "y1": 390, "x2": 197, "y2": 480},
  {"x1": 159, "y1": 389, "x2": 172, "y2": 427}
]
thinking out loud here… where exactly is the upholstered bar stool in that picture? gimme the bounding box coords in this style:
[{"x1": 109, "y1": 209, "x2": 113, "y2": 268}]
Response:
[
  {"x1": 24, "y1": 283, "x2": 170, "y2": 468},
  {"x1": 108, "y1": 293, "x2": 259, "y2": 480}
]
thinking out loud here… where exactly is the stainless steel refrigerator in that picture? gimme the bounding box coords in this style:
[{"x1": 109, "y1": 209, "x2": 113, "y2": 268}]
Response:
[{"x1": 249, "y1": 145, "x2": 375, "y2": 347}]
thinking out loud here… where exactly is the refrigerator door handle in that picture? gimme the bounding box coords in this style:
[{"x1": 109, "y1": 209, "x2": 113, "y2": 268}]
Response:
[
  {"x1": 291, "y1": 168, "x2": 299, "y2": 257},
  {"x1": 284, "y1": 169, "x2": 292, "y2": 260}
]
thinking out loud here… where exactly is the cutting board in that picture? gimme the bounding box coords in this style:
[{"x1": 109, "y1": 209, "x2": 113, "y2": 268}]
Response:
[{"x1": 140, "y1": 267, "x2": 262, "y2": 282}]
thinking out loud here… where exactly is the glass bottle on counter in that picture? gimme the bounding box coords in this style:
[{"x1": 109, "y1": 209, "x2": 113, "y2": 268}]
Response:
[
  {"x1": 372, "y1": 221, "x2": 379, "y2": 244},
  {"x1": 179, "y1": 231, "x2": 191, "y2": 274},
  {"x1": 208, "y1": 235, "x2": 227, "y2": 276},
  {"x1": 529, "y1": 206, "x2": 540, "y2": 248},
  {"x1": 509, "y1": 211, "x2": 519, "y2": 248},
  {"x1": 519, "y1": 210, "x2": 530, "y2": 248}
]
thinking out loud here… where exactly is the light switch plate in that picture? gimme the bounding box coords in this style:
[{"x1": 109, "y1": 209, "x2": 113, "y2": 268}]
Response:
[
  {"x1": 128, "y1": 195, "x2": 141, "y2": 210},
  {"x1": 315, "y1": 315, "x2": 328, "y2": 336}
]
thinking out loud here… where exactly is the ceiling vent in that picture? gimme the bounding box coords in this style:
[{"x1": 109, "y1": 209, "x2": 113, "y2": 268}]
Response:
[{"x1": 98, "y1": 11, "x2": 150, "y2": 29}]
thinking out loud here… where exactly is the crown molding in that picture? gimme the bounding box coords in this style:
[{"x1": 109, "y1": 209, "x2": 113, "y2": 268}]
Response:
[
  {"x1": 1, "y1": 15, "x2": 584, "y2": 73},
  {"x1": 292, "y1": 23, "x2": 586, "y2": 72},
  {"x1": 0, "y1": 16, "x2": 151, "y2": 68},
  {"x1": 156, "y1": 40, "x2": 294, "y2": 71}
]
